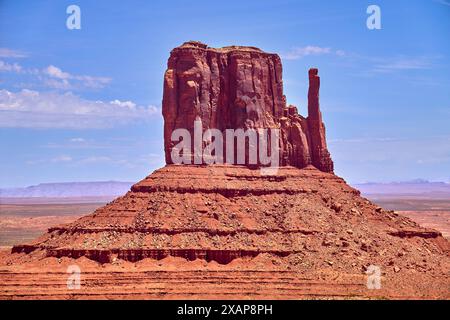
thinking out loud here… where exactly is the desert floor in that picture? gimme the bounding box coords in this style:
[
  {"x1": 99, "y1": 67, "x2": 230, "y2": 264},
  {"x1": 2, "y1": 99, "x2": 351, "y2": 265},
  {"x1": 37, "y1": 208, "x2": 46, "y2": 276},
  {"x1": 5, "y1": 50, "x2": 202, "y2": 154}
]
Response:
[{"x1": 0, "y1": 196, "x2": 448, "y2": 299}]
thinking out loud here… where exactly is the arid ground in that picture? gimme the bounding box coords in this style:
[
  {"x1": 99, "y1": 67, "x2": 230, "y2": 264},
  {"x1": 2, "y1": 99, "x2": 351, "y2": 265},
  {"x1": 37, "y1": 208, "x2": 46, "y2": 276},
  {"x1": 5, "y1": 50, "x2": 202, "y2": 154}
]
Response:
[
  {"x1": 0, "y1": 198, "x2": 109, "y2": 248},
  {"x1": 368, "y1": 197, "x2": 450, "y2": 240}
]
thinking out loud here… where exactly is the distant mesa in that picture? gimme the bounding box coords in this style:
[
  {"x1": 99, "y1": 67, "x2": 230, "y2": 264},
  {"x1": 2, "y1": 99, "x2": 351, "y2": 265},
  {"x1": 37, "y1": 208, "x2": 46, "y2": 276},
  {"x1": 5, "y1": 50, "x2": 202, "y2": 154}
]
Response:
[
  {"x1": 354, "y1": 180, "x2": 450, "y2": 197},
  {"x1": 0, "y1": 181, "x2": 133, "y2": 198}
]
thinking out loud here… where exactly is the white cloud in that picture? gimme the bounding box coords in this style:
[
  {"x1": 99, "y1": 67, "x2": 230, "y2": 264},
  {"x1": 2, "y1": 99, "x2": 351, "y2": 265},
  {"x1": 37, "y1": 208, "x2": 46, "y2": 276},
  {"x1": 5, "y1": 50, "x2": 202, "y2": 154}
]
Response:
[
  {"x1": 0, "y1": 60, "x2": 23, "y2": 73},
  {"x1": 1, "y1": 61, "x2": 111, "y2": 90},
  {"x1": 43, "y1": 65, "x2": 111, "y2": 89},
  {"x1": 110, "y1": 100, "x2": 136, "y2": 108},
  {"x1": 70, "y1": 138, "x2": 85, "y2": 142},
  {"x1": 75, "y1": 75, "x2": 111, "y2": 89},
  {"x1": 43, "y1": 78, "x2": 71, "y2": 90},
  {"x1": 282, "y1": 46, "x2": 333, "y2": 60},
  {"x1": 0, "y1": 89, "x2": 159, "y2": 129},
  {"x1": 0, "y1": 48, "x2": 27, "y2": 58},
  {"x1": 44, "y1": 65, "x2": 70, "y2": 79}
]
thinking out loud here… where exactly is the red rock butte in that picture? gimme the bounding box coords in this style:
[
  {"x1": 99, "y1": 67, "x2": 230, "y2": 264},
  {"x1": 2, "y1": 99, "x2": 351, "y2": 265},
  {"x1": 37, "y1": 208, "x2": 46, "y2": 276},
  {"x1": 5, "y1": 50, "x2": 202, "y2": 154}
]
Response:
[
  {"x1": 2, "y1": 42, "x2": 449, "y2": 299},
  {"x1": 163, "y1": 41, "x2": 333, "y2": 172}
]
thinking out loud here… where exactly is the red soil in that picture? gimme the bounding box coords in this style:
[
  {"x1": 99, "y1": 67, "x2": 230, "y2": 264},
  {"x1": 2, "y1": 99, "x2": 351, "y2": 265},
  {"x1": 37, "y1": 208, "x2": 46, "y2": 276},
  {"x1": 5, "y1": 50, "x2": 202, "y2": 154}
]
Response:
[{"x1": 1, "y1": 165, "x2": 449, "y2": 299}]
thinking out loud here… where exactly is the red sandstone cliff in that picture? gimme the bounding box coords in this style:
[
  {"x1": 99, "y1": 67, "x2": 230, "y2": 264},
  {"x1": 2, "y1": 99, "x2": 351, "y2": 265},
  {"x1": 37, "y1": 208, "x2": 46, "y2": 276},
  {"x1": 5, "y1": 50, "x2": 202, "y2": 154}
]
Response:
[
  {"x1": 307, "y1": 68, "x2": 333, "y2": 172},
  {"x1": 5, "y1": 42, "x2": 449, "y2": 300},
  {"x1": 162, "y1": 41, "x2": 334, "y2": 172}
]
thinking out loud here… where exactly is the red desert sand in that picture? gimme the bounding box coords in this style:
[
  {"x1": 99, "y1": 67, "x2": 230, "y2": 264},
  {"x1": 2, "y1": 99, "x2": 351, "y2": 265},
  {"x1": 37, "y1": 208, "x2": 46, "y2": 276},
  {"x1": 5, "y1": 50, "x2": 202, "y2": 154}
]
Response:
[{"x1": 1, "y1": 42, "x2": 448, "y2": 299}]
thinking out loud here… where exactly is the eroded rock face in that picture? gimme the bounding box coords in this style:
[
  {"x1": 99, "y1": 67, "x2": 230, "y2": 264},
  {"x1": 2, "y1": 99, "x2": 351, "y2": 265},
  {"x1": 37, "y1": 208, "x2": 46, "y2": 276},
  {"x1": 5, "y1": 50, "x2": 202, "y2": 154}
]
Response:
[
  {"x1": 307, "y1": 68, "x2": 334, "y2": 172},
  {"x1": 6, "y1": 42, "x2": 450, "y2": 299},
  {"x1": 162, "y1": 41, "x2": 334, "y2": 172}
]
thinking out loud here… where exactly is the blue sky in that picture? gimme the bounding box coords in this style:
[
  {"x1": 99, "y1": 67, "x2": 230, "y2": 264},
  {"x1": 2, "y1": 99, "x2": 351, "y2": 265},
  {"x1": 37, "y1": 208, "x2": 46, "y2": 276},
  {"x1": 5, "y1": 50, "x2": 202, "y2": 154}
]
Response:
[{"x1": 0, "y1": 0, "x2": 449, "y2": 187}]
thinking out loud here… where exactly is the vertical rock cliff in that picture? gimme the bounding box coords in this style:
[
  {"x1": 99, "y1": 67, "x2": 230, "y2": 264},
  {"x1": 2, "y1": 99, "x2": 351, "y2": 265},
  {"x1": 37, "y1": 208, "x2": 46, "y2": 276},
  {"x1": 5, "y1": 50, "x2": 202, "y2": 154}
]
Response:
[
  {"x1": 162, "y1": 41, "x2": 334, "y2": 172},
  {"x1": 307, "y1": 68, "x2": 334, "y2": 172}
]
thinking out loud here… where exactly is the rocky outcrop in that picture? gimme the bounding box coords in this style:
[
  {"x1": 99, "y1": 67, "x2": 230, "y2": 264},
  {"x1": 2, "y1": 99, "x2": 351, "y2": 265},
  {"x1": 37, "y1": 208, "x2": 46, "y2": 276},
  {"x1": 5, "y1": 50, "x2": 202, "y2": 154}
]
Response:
[
  {"x1": 307, "y1": 68, "x2": 334, "y2": 172},
  {"x1": 162, "y1": 41, "x2": 333, "y2": 172},
  {"x1": 5, "y1": 42, "x2": 450, "y2": 300},
  {"x1": 11, "y1": 165, "x2": 449, "y2": 270}
]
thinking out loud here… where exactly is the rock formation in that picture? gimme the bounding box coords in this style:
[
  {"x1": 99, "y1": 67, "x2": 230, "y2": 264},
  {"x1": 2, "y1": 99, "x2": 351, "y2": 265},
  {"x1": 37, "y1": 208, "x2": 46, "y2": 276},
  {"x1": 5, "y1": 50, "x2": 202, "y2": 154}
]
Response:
[
  {"x1": 163, "y1": 41, "x2": 333, "y2": 172},
  {"x1": 3, "y1": 42, "x2": 449, "y2": 299},
  {"x1": 307, "y1": 68, "x2": 334, "y2": 172}
]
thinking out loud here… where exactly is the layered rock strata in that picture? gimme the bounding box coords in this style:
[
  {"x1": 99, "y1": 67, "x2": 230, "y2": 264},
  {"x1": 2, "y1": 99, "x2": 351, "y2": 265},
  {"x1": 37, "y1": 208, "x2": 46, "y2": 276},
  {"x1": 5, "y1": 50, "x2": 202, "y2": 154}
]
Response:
[{"x1": 7, "y1": 43, "x2": 449, "y2": 299}]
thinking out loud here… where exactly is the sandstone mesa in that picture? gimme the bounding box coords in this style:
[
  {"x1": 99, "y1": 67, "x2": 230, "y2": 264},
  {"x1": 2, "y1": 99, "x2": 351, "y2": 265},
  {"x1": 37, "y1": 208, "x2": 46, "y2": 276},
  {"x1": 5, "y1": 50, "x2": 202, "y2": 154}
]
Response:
[
  {"x1": 163, "y1": 41, "x2": 333, "y2": 172},
  {"x1": 1, "y1": 41, "x2": 448, "y2": 299}
]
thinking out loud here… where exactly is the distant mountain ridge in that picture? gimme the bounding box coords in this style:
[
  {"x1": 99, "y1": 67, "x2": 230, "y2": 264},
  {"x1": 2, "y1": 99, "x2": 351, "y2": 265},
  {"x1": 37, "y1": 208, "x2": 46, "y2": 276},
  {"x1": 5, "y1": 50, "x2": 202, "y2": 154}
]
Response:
[
  {"x1": 353, "y1": 180, "x2": 450, "y2": 197},
  {"x1": 0, "y1": 181, "x2": 133, "y2": 198},
  {"x1": 1, "y1": 180, "x2": 449, "y2": 199}
]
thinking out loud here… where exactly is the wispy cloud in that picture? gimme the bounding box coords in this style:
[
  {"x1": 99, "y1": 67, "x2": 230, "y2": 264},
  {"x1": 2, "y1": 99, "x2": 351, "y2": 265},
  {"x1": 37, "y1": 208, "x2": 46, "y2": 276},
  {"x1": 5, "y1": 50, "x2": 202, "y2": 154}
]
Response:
[
  {"x1": 44, "y1": 65, "x2": 70, "y2": 79},
  {"x1": 26, "y1": 153, "x2": 164, "y2": 169},
  {"x1": 282, "y1": 46, "x2": 344, "y2": 60},
  {"x1": 51, "y1": 155, "x2": 73, "y2": 163},
  {"x1": 1, "y1": 61, "x2": 111, "y2": 90},
  {"x1": 0, "y1": 48, "x2": 110, "y2": 90},
  {"x1": 0, "y1": 60, "x2": 23, "y2": 72},
  {"x1": 43, "y1": 65, "x2": 111, "y2": 89},
  {"x1": 79, "y1": 156, "x2": 112, "y2": 164},
  {"x1": 331, "y1": 52, "x2": 442, "y2": 83},
  {"x1": 40, "y1": 136, "x2": 162, "y2": 151},
  {"x1": 0, "y1": 48, "x2": 28, "y2": 58},
  {"x1": 372, "y1": 57, "x2": 432, "y2": 73},
  {"x1": 0, "y1": 89, "x2": 159, "y2": 129}
]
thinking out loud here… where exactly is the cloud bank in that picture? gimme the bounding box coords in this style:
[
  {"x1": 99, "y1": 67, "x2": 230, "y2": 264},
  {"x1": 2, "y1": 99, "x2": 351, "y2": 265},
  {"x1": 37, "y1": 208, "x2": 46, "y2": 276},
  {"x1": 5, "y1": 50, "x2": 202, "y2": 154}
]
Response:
[
  {"x1": 0, "y1": 48, "x2": 27, "y2": 58},
  {"x1": 0, "y1": 89, "x2": 159, "y2": 129},
  {"x1": 0, "y1": 57, "x2": 111, "y2": 90}
]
